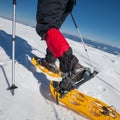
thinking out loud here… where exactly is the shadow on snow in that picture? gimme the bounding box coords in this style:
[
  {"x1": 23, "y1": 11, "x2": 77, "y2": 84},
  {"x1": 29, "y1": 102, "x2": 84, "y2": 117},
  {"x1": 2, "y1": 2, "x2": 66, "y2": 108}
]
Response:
[{"x1": 0, "y1": 30, "x2": 54, "y2": 103}]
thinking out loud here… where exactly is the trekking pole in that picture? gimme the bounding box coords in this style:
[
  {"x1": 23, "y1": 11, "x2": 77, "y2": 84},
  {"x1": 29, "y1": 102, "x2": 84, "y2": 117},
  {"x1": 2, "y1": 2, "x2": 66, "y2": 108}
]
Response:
[
  {"x1": 70, "y1": 13, "x2": 94, "y2": 69},
  {"x1": 9, "y1": 0, "x2": 18, "y2": 95}
]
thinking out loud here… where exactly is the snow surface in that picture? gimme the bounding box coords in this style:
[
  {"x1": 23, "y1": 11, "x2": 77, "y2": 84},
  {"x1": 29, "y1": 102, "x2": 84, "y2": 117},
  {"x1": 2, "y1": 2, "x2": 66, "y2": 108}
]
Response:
[{"x1": 0, "y1": 17, "x2": 120, "y2": 120}]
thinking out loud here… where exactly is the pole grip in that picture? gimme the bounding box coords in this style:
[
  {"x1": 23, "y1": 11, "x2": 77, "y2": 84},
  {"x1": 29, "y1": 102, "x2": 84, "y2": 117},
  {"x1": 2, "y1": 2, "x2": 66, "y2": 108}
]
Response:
[{"x1": 13, "y1": 0, "x2": 16, "y2": 5}]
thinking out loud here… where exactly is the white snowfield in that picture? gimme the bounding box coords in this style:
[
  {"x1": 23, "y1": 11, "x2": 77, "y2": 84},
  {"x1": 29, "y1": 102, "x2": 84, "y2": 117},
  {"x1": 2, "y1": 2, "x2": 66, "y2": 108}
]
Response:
[{"x1": 0, "y1": 17, "x2": 120, "y2": 120}]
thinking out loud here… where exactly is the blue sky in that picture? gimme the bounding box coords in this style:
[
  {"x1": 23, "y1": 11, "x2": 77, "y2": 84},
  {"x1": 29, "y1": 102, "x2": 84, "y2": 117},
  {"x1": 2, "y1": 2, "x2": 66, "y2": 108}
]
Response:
[{"x1": 0, "y1": 0, "x2": 120, "y2": 47}]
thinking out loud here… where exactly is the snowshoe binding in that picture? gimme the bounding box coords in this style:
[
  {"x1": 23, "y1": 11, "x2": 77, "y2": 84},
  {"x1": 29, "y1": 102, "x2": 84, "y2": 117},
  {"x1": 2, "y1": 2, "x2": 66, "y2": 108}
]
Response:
[
  {"x1": 34, "y1": 56, "x2": 60, "y2": 74},
  {"x1": 31, "y1": 56, "x2": 62, "y2": 77},
  {"x1": 54, "y1": 68, "x2": 98, "y2": 98}
]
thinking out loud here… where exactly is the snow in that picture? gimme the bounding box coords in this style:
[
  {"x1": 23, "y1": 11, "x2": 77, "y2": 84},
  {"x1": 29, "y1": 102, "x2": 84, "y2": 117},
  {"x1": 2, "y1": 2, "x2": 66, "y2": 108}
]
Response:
[{"x1": 0, "y1": 17, "x2": 120, "y2": 120}]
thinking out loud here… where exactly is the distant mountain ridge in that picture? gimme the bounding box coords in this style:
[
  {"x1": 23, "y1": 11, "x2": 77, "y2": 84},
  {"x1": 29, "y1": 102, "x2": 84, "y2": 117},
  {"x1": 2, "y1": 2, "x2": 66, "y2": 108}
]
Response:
[
  {"x1": 63, "y1": 33, "x2": 120, "y2": 55},
  {"x1": 1, "y1": 17, "x2": 119, "y2": 55}
]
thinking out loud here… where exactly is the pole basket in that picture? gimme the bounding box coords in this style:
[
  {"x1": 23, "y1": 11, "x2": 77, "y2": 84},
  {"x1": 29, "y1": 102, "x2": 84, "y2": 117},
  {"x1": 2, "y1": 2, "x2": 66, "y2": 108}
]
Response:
[{"x1": 8, "y1": 84, "x2": 18, "y2": 95}]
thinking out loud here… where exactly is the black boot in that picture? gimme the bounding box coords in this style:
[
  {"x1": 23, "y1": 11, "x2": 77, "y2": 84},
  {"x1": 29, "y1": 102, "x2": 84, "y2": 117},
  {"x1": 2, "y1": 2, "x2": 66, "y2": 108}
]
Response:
[
  {"x1": 35, "y1": 57, "x2": 60, "y2": 74},
  {"x1": 58, "y1": 48, "x2": 92, "y2": 95},
  {"x1": 59, "y1": 63, "x2": 86, "y2": 90},
  {"x1": 36, "y1": 48, "x2": 60, "y2": 73},
  {"x1": 57, "y1": 66, "x2": 92, "y2": 97}
]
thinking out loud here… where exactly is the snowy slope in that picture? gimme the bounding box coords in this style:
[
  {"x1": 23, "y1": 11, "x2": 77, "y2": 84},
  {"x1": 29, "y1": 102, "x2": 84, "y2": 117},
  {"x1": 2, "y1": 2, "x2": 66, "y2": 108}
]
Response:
[{"x1": 0, "y1": 17, "x2": 120, "y2": 120}]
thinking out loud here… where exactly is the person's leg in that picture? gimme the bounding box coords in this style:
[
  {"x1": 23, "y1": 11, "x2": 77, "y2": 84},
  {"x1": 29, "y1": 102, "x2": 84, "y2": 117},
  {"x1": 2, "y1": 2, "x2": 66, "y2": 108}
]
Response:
[
  {"x1": 36, "y1": 0, "x2": 69, "y2": 72},
  {"x1": 35, "y1": 0, "x2": 69, "y2": 72},
  {"x1": 45, "y1": 48, "x2": 57, "y2": 64},
  {"x1": 57, "y1": 0, "x2": 76, "y2": 28},
  {"x1": 36, "y1": 0, "x2": 70, "y2": 39},
  {"x1": 46, "y1": 27, "x2": 85, "y2": 78},
  {"x1": 36, "y1": 0, "x2": 87, "y2": 88}
]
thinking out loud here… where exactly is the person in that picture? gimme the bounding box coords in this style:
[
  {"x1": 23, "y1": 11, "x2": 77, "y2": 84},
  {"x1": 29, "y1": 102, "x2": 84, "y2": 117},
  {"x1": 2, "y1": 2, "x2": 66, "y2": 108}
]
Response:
[{"x1": 36, "y1": 0, "x2": 89, "y2": 92}]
